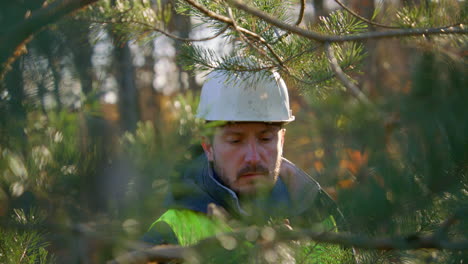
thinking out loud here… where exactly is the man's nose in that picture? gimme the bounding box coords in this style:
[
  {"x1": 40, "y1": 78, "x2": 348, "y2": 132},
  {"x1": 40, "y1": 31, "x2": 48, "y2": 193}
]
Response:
[{"x1": 244, "y1": 141, "x2": 261, "y2": 165}]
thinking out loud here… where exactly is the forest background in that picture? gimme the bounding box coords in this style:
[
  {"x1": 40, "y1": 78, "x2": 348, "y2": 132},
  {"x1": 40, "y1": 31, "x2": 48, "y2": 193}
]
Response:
[{"x1": 0, "y1": 0, "x2": 467, "y2": 263}]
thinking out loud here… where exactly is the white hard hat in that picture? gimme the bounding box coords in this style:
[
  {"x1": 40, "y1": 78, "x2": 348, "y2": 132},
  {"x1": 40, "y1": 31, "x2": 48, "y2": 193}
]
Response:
[{"x1": 196, "y1": 71, "x2": 295, "y2": 122}]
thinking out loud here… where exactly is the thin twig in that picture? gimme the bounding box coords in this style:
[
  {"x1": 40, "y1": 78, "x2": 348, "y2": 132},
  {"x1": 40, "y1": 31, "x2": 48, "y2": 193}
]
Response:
[
  {"x1": 225, "y1": 0, "x2": 467, "y2": 43},
  {"x1": 296, "y1": 0, "x2": 306, "y2": 26},
  {"x1": 324, "y1": 43, "x2": 372, "y2": 105},
  {"x1": 84, "y1": 18, "x2": 229, "y2": 42},
  {"x1": 262, "y1": 39, "x2": 284, "y2": 66},
  {"x1": 334, "y1": 0, "x2": 400, "y2": 29},
  {"x1": 19, "y1": 238, "x2": 32, "y2": 263}
]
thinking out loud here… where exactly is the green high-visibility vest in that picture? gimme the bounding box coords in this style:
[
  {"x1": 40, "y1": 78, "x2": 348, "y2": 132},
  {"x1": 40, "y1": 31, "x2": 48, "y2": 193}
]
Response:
[
  {"x1": 149, "y1": 209, "x2": 353, "y2": 263},
  {"x1": 149, "y1": 209, "x2": 232, "y2": 246},
  {"x1": 150, "y1": 208, "x2": 336, "y2": 246}
]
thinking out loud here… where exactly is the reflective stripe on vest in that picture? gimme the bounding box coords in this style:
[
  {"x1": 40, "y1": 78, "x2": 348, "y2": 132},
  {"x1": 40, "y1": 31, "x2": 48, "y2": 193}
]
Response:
[{"x1": 149, "y1": 209, "x2": 232, "y2": 246}]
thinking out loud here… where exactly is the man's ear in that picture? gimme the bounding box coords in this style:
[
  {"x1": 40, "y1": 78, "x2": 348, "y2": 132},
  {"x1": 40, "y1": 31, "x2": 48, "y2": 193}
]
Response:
[{"x1": 201, "y1": 136, "x2": 214, "y2": 161}]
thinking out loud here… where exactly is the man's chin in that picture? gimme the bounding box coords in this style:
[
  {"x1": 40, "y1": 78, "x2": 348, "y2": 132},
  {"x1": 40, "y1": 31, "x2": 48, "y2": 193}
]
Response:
[{"x1": 234, "y1": 180, "x2": 275, "y2": 196}]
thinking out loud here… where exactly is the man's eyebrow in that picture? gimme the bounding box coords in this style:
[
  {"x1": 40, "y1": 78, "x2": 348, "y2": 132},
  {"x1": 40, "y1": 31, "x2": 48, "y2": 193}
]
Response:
[
  {"x1": 261, "y1": 126, "x2": 281, "y2": 133},
  {"x1": 259, "y1": 130, "x2": 275, "y2": 135},
  {"x1": 222, "y1": 130, "x2": 243, "y2": 135}
]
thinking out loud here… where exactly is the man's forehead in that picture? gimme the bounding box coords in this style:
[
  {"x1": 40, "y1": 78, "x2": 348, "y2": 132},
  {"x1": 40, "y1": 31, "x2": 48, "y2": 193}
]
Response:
[{"x1": 216, "y1": 122, "x2": 283, "y2": 134}]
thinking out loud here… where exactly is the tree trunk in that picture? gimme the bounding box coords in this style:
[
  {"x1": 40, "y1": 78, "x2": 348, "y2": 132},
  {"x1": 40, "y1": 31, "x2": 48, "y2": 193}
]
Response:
[
  {"x1": 66, "y1": 24, "x2": 94, "y2": 95},
  {"x1": 115, "y1": 42, "x2": 139, "y2": 133},
  {"x1": 4, "y1": 59, "x2": 27, "y2": 152},
  {"x1": 38, "y1": 79, "x2": 47, "y2": 115},
  {"x1": 168, "y1": 0, "x2": 201, "y2": 91},
  {"x1": 138, "y1": 41, "x2": 159, "y2": 123},
  {"x1": 49, "y1": 56, "x2": 63, "y2": 111}
]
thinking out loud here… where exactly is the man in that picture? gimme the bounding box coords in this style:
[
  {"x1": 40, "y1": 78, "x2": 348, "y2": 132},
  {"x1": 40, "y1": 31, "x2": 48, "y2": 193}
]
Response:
[{"x1": 143, "y1": 70, "x2": 344, "y2": 248}]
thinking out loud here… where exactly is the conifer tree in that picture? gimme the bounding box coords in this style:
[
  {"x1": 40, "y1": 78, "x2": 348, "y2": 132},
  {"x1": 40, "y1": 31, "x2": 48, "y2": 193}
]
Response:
[{"x1": 0, "y1": 0, "x2": 466, "y2": 263}]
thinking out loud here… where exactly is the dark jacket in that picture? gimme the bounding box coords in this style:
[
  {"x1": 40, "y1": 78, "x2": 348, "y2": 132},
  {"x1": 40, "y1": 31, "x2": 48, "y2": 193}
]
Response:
[{"x1": 143, "y1": 154, "x2": 343, "y2": 245}]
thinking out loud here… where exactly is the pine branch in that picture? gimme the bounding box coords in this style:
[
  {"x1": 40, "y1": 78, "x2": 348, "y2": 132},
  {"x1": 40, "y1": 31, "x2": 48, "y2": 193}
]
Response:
[
  {"x1": 227, "y1": 7, "x2": 284, "y2": 66},
  {"x1": 281, "y1": 44, "x2": 321, "y2": 68},
  {"x1": 180, "y1": 44, "x2": 278, "y2": 73},
  {"x1": 184, "y1": 0, "x2": 232, "y2": 24},
  {"x1": 335, "y1": 0, "x2": 464, "y2": 31},
  {"x1": 324, "y1": 43, "x2": 372, "y2": 105},
  {"x1": 333, "y1": 0, "x2": 400, "y2": 29},
  {"x1": 184, "y1": 0, "x2": 285, "y2": 67},
  {"x1": 83, "y1": 18, "x2": 229, "y2": 42},
  {"x1": 183, "y1": 0, "x2": 282, "y2": 44},
  {"x1": 224, "y1": 0, "x2": 468, "y2": 43},
  {"x1": 227, "y1": 7, "x2": 267, "y2": 57},
  {"x1": 272, "y1": 0, "x2": 306, "y2": 44}
]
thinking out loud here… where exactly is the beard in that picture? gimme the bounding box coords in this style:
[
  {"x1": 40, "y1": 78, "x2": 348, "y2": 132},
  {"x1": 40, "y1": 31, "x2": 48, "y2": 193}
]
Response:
[{"x1": 211, "y1": 155, "x2": 282, "y2": 196}]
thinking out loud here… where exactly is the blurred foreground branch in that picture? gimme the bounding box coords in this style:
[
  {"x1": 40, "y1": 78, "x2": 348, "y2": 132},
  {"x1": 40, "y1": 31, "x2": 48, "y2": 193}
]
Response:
[
  {"x1": 109, "y1": 222, "x2": 467, "y2": 264},
  {"x1": 108, "y1": 245, "x2": 184, "y2": 264}
]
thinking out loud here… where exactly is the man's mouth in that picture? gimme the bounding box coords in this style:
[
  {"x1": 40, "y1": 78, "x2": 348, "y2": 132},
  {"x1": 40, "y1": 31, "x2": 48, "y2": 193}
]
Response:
[
  {"x1": 237, "y1": 165, "x2": 269, "y2": 179},
  {"x1": 240, "y1": 172, "x2": 265, "y2": 178}
]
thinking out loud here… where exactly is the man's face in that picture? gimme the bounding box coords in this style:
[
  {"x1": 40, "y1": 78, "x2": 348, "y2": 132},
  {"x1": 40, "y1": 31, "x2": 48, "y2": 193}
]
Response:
[{"x1": 201, "y1": 122, "x2": 285, "y2": 196}]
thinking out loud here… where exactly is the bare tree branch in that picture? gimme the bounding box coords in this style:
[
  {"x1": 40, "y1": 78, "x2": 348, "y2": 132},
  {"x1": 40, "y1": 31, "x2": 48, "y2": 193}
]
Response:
[
  {"x1": 224, "y1": 0, "x2": 467, "y2": 43},
  {"x1": 296, "y1": 0, "x2": 306, "y2": 26},
  {"x1": 0, "y1": 0, "x2": 99, "y2": 79}
]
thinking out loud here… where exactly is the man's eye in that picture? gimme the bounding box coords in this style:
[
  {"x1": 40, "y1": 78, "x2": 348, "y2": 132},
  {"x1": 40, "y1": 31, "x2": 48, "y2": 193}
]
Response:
[
  {"x1": 227, "y1": 139, "x2": 240, "y2": 144},
  {"x1": 261, "y1": 137, "x2": 272, "y2": 142}
]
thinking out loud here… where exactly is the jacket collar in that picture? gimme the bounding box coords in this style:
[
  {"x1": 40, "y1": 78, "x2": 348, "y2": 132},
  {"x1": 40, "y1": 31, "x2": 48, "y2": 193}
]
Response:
[
  {"x1": 170, "y1": 154, "x2": 292, "y2": 219},
  {"x1": 203, "y1": 157, "x2": 291, "y2": 218}
]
